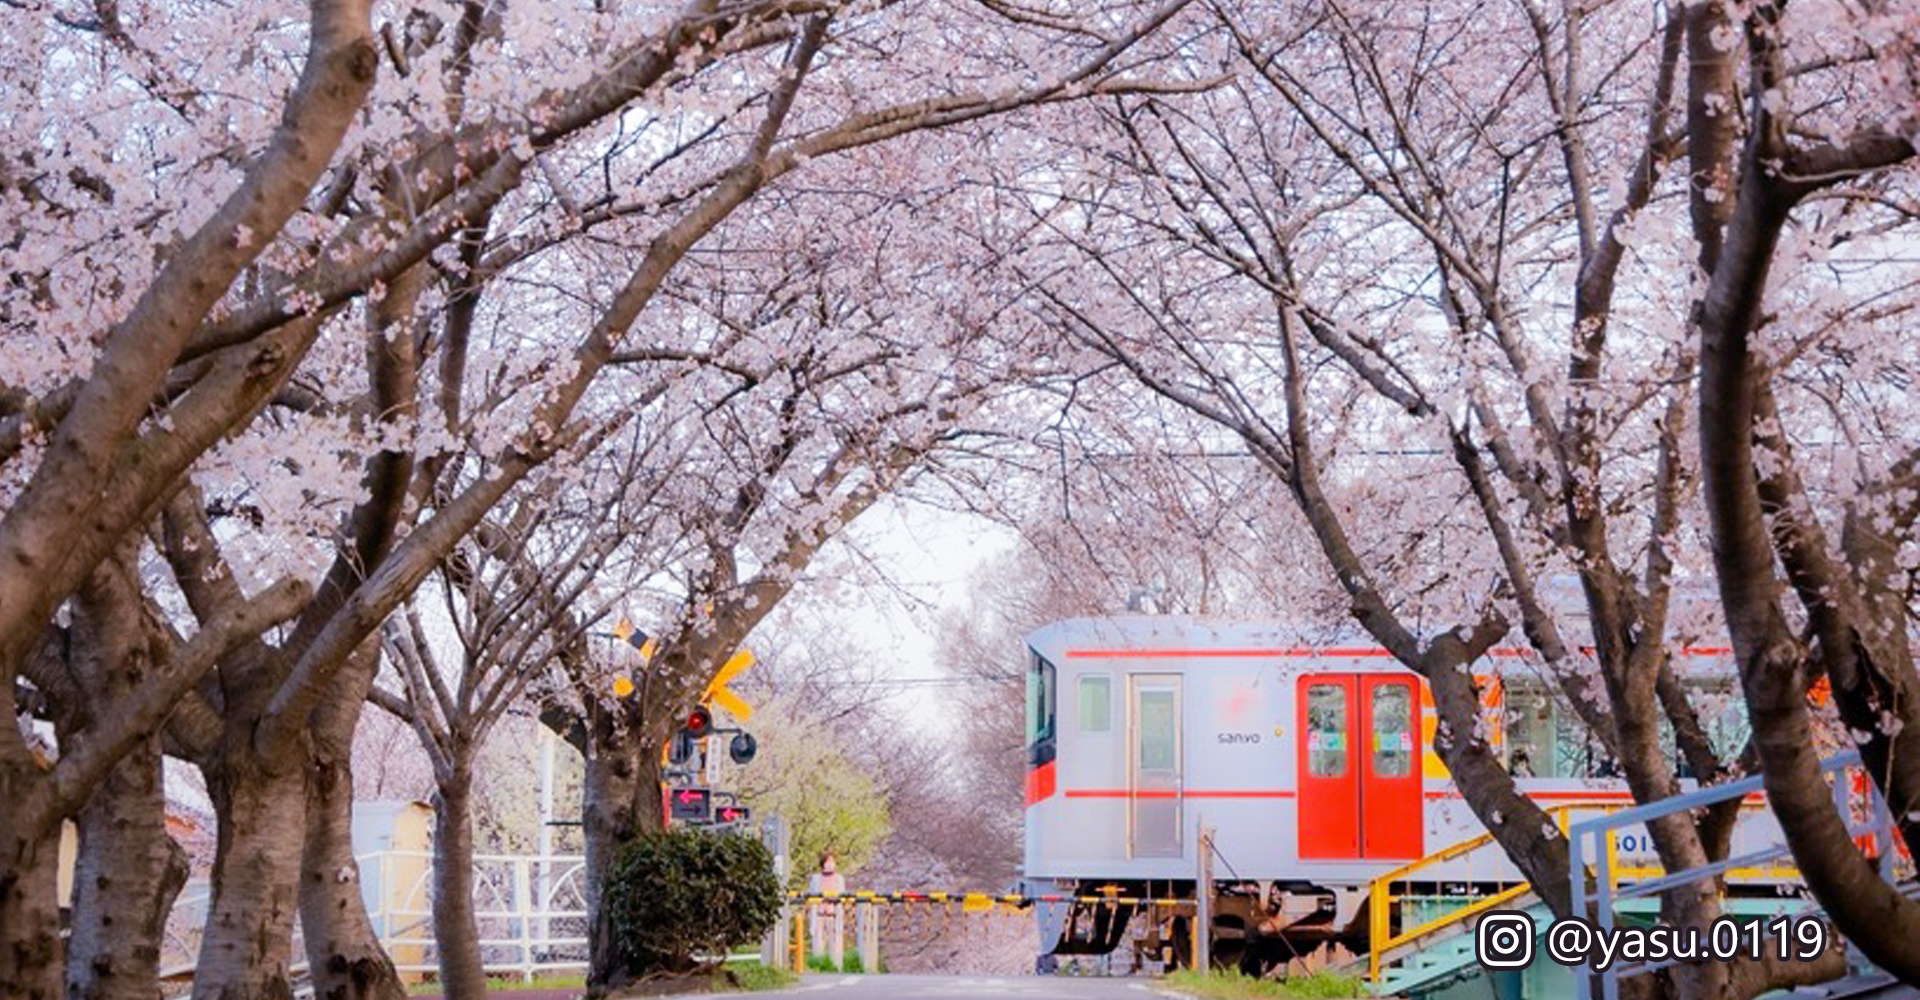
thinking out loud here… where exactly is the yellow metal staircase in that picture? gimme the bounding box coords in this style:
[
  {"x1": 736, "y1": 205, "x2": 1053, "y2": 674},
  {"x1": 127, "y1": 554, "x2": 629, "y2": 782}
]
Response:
[
  {"x1": 1364, "y1": 799, "x2": 1795, "y2": 994},
  {"x1": 1365, "y1": 803, "x2": 1599, "y2": 987}
]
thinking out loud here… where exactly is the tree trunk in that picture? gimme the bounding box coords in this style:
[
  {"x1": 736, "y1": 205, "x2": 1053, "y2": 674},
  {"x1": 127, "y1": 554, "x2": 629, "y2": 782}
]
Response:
[
  {"x1": 65, "y1": 737, "x2": 188, "y2": 1000},
  {"x1": 61, "y1": 545, "x2": 189, "y2": 1000},
  {"x1": 581, "y1": 727, "x2": 661, "y2": 992},
  {"x1": 299, "y1": 648, "x2": 405, "y2": 1000},
  {"x1": 1422, "y1": 647, "x2": 1573, "y2": 916},
  {"x1": 1604, "y1": 658, "x2": 1731, "y2": 1000},
  {"x1": 430, "y1": 767, "x2": 487, "y2": 1000},
  {"x1": 298, "y1": 749, "x2": 404, "y2": 1000},
  {"x1": 1697, "y1": 158, "x2": 1920, "y2": 981},
  {"x1": 0, "y1": 815, "x2": 63, "y2": 1000},
  {"x1": 191, "y1": 758, "x2": 310, "y2": 1000}
]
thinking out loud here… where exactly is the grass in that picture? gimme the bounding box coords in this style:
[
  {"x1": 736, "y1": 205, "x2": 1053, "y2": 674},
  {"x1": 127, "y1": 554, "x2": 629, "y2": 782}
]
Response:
[
  {"x1": 801, "y1": 950, "x2": 871, "y2": 975},
  {"x1": 726, "y1": 960, "x2": 801, "y2": 991},
  {"x1": 1163, "y1": 968, "x2": 1368, "y2": 999}
]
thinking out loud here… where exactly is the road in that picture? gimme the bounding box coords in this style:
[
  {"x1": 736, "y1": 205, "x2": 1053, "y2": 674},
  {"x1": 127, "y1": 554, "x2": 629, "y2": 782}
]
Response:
[
  {"x1": 456, "y1": 973, "x2": 1180, "y2": 1000},
  {"x1": 728, "y1": 975, "x2": 1178, "y2": 1000}
]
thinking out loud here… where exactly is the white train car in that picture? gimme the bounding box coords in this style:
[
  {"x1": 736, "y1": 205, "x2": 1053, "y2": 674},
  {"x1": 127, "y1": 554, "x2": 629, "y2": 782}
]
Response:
[{"x1": 1020, "y1": 617, "x2": 1783, "y2": 972}]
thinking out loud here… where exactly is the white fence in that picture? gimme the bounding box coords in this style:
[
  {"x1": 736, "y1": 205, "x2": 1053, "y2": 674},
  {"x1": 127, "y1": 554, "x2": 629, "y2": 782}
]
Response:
[{"x1": 162, "y1": 851, "x2": 591, "y2": 985}]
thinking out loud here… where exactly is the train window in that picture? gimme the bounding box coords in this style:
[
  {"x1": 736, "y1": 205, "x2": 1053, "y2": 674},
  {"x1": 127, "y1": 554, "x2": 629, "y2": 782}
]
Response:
[
  {"x1": 1079, "y1": 675, "x2": 1112, "y2": 732},
  {"x1": 1138, "y1": 689, "x2": 1177, "y2": 770},
  {"x1": 1026, "y1": 653, "x2": 1056, "y2": 748},
  {"x1": 1372, "y1": 682, "x2": 1413, "y2": 777},
  {"x1": 1504, "y1": 683, "x2": 1621, "y2": 779},
  {"x1": 1505, "y1": 685, "x2": 1556, "y2": 777},
  {"x1": 1306, "y1": 684, "x2": 1347, "y2": 776}
]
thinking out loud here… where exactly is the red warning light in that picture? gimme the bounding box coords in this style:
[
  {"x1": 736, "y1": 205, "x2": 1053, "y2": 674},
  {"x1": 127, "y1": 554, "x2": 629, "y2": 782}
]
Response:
[{"x1": 685, "y1": 706, "x2": 713, "y2": 738}]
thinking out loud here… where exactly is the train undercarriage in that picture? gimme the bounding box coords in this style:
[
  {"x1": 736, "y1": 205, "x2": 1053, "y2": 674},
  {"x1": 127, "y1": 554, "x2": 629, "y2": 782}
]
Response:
[{"x1": 1035, "y1": 878, "x2": 1352, "y2": 976}]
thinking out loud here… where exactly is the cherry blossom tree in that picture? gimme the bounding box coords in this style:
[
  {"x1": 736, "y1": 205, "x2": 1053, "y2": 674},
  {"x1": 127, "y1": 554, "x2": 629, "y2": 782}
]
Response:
[
  {"x1": 378, "y1": 441, "x2": 663, "y2": 1000},
  {"x1": 536, "y1": 290, "x2": 1011, "y2": 986},
  {"x1": 4, "y1": 2, "x2": 1900, "y2": 999},
  {"x1": 1686, "y1": 0, "x2": 1920, "y2": 980}
]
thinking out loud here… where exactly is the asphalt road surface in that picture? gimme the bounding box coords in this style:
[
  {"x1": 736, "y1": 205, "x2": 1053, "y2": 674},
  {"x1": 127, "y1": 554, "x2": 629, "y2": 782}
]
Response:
[{"x1": 724, "y1": 975, "x2": 1179, "y2": 1000}]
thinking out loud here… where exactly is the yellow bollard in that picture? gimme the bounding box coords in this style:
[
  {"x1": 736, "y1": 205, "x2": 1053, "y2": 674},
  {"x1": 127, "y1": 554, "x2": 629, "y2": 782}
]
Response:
[
  {"x1": 790, "y1": 906, "x2": 806, "y2": 972},
  {"x1": 1190, "y1": 902, "x2": 1201, "y2": 970}
]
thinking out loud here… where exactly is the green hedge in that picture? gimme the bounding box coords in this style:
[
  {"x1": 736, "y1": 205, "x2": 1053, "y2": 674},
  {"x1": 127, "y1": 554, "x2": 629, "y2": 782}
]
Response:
[{"x1": 602, "y1": 828, "x2": 782, "y2": 976}]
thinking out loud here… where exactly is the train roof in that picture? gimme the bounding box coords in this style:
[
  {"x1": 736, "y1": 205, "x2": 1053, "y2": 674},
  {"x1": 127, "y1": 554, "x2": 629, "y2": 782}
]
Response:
[
  {"x1": 1025, "y1": 616, "x2": 1736, "y2": 673},
  {"x1": 1027, "y1": 616, "x2": 1365, "y2": 653}
]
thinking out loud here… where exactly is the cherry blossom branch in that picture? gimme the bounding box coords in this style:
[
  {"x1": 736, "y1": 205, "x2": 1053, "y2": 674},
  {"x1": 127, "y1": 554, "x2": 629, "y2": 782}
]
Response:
[
  {"x1": 0, "y1": 0, "x2": 377, "y2": 678},
  {"x1": 247, "y1": 0, "x2": 1199, "y2": 763}
]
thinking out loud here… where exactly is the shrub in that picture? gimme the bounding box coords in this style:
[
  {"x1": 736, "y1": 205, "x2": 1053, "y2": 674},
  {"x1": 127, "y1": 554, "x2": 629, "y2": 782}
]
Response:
[
  {"x1": 840, "y1": 951, "x2": 864, "y2": 974},
  {"x1": 602, "y1": 828, "x2": 782, "y2": 976},
  {"x1": 806, "y1": 953, "x2": 838, "y2": 973}
]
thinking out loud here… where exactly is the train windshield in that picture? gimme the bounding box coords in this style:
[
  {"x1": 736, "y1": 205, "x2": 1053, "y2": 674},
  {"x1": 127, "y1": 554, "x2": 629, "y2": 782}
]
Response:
[{"x1": 1026, "y1": 651, "x2": 1057, "y2": 753}]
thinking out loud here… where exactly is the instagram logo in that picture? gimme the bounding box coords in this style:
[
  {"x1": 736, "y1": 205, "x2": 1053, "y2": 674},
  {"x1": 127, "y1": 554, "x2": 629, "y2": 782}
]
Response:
[{"x1": 1475, "y1": 911, "x2": 1536, "y2": 969}]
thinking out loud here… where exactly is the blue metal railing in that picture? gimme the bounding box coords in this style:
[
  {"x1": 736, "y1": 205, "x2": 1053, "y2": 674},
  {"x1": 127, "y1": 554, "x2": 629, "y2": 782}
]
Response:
[{"x1": 1569, "y1": 750, "x2": 1896, "y2": 1000}]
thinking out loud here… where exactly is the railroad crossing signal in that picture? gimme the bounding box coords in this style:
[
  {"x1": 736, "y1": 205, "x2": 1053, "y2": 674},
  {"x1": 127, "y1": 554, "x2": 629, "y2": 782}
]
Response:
[
  {"x1": 704, "y1": 648, "x2": 754, "y2": 720},
  {"x1": 608, "y1": 618, "x2": 655, "y2": 698},
  {"x1": 715, "y1": 804, "x2": 751, "y2": 824},
  {"x1": 603, "y1": 618, "x2": 753, "y2": 722},
  {"x1": 668, "y1": 786, "x2": 713, "y2": 822},
  {"x1": 668, "y1": 729, "x2": 696, "y2": 765}
]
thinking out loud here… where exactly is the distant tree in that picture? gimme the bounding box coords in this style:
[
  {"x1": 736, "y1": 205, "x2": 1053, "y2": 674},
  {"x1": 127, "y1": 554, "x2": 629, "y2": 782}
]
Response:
[
  {"x1": 378, "y1": 444, "x2": 657, "y2": 1000},
  {"x1": 735, "y1": 699, "x2": 892, "y2": 891}
]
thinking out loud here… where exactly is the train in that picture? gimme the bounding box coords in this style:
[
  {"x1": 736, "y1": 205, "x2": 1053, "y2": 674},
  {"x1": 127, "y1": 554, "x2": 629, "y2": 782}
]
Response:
[{"x1": 1019, "y1": 616, "x2": 1787, "y2": 975}]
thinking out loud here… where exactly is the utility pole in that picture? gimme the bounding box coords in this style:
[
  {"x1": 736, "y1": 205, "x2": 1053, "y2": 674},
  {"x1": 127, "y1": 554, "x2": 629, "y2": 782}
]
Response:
[
  {"x1": 761, "y1": 816, "x2": 791, "y2": 969},
  {"x1": 1195, "y1": 819, "x2": 1214, "y2": 972}
]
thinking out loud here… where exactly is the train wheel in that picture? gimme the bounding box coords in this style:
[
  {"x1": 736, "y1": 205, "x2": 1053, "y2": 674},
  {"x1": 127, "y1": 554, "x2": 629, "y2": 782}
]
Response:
[{"x1": 1239, "y1": 940, "x2": 1280, "y2": 979}]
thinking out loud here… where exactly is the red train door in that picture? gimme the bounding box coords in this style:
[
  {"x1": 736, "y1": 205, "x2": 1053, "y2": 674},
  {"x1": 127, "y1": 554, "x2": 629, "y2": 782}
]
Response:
[
  {"x1": 1298, "y1": 675, "x2": 1359, "y2": 858},
  {"x1": 1360, "y1": 674, "x2": 1421, "y2": 858},
  {"x1": 1297, "y1": 673, "x2": 1422, "y2": 859}
]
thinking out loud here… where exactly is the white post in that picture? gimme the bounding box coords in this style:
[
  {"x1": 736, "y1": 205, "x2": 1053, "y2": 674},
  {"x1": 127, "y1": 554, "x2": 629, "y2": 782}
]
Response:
[
  {"x1": 857, "y1": 900, "x2": 879, "y2": 972},
  {"x1": 535, "y1": 727, "x2": 555, "y2": 960},
  {"x1": 761, "y1": 817, "x2": 790, "y2": 968},
  {"x1": 515, "y1": 857, "x2": 534, "y2": 981},
  {"x1": 827, "y1": 902, "x2": 845, "y2": 970}
]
